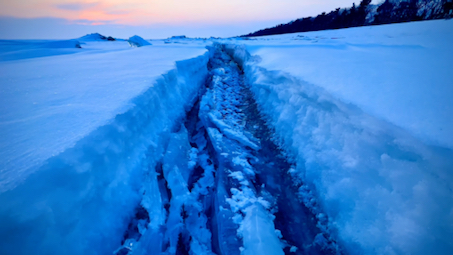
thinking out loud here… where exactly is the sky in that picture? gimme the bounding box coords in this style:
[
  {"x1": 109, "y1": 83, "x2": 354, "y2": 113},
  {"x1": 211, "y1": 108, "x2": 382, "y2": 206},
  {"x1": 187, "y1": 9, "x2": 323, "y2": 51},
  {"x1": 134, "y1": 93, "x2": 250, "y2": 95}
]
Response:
[{"x1": 0, "y1": 0, "x2": 377, "y2": 39}]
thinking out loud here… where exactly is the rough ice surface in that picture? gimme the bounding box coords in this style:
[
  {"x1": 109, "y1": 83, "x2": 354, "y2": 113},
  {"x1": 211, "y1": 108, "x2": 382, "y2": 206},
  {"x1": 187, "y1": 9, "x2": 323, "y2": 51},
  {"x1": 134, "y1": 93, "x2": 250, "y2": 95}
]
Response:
[{"x1": 0, "y1": 19, "x2": 452, "y2": 255}]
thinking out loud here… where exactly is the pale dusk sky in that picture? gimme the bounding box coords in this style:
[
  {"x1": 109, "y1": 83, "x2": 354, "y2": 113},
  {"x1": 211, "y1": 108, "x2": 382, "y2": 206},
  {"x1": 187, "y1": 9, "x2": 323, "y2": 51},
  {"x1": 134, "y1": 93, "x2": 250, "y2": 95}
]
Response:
[{"x1": 0, "y1": 0, "x2": 378, "y2": 39}]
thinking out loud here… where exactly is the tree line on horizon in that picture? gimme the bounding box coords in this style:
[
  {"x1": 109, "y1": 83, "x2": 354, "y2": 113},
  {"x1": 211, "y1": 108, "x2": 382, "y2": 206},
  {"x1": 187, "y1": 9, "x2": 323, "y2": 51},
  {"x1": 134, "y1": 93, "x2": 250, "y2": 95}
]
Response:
[{"x1": 244, "y1": 0, "x2": 453, "y2": 37}]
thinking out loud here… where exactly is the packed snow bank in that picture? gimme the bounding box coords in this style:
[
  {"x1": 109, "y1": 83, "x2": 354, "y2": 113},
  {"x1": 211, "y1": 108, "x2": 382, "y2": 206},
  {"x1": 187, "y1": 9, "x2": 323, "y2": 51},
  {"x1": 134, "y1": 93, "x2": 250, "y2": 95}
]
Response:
[
  {"x1": 224, "y1": 20, "x2": 453, "y2": 255},
  {"x1": 243, "y1": 19, "x2": 453, "y2": 149},
  {"x1": 0, "y1": 47, "x2": 209, "y2": 254},
  {"x1": 128, "y1": 35, "x2": 152, "y2": 47}
]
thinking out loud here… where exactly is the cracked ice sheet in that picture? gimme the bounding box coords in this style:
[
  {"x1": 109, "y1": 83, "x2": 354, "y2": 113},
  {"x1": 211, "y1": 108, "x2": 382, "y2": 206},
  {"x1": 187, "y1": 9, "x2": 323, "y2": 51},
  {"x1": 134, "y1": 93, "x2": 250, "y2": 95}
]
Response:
[{"x1": 0, "y1": 40, "x2": 207, "y2": 189}]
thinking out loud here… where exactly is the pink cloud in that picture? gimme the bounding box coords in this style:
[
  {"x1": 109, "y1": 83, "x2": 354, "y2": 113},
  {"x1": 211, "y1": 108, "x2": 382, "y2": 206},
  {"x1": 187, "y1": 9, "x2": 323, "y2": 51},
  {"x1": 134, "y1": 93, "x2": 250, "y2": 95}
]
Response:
[{"x1": 48, "y1": 1, "x2": 130, "y2": 24}]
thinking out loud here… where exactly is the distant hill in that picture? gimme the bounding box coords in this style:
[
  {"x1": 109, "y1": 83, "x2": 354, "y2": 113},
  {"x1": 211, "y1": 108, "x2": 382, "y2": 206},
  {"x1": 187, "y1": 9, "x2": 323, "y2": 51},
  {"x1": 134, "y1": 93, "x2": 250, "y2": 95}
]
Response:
[{"x1": 244, "y1": 0, "x2": 453, "y2": 37}]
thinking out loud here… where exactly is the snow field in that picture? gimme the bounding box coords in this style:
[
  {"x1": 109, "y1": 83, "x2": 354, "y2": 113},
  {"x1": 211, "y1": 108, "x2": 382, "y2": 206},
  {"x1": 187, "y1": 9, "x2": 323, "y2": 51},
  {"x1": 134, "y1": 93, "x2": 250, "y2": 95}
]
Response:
[
  {"x1": 0, "y1": 41, "x2": 207, "y2": 191},
  {"x1": 0, "y1": 39, "x2": 83, "y2": 61},
  {"x1": 242, "y1": 19, "x2": 453, "y2": 150},
  {"x1": 222, "y1": 21, "x2": 453, "y2": 254},
  {"x1": 0, "y1": 44, "x2": 209, "y2": 254},
  {"x1": 0, "y1": 19, "x2": 452, "y2": 255}
]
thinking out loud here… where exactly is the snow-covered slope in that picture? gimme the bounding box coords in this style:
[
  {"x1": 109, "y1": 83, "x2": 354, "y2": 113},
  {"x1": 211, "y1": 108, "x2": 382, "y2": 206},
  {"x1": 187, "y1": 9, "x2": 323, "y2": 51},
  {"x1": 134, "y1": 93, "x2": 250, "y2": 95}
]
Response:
[
  {"x1": 230, "y1": 19, "x2": 453, "y2": 255},
  {"x1": 0, "y1": 40, "x2": 207, "y2": 192},
  {"x1": 0, "y1": 40, "x2": 209, "y2": 254},
  {"x1": 242, "y1": 19, "x2": 453, "y2": 149}
]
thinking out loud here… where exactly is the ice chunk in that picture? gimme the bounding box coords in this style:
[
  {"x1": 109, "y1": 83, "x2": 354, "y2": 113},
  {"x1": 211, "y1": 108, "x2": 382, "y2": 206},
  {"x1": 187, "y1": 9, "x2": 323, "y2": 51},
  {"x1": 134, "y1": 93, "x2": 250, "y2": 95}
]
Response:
[{"x1": 241, "y1": 204, "x2": 284, "y2": 255}]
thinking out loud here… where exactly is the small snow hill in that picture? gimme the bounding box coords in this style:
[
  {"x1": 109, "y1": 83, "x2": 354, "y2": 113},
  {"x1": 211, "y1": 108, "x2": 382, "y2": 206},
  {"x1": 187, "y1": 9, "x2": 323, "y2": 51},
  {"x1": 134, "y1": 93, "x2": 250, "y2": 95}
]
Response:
[
  {"x1": 128, "y1": 35, "x2": 152, "y2": 47},
  {"x1": 79, "y1": 33, "x2": 116, "y2": 42}
]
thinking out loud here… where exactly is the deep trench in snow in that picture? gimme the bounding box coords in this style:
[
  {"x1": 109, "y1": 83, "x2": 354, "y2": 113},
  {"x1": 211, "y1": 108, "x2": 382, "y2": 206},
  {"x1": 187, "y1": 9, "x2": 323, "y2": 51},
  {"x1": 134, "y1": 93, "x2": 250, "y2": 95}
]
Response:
[{"x1": 114, "y1": 44, "x2": 341, "y2": 255}]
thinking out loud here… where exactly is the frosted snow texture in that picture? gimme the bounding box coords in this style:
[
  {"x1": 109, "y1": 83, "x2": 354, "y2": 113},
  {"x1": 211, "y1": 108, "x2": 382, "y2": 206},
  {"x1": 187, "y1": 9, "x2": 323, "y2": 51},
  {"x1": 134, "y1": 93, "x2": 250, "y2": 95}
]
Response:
[{"x1": 223, "y1": 21, "x2": 453, "y2": 254}]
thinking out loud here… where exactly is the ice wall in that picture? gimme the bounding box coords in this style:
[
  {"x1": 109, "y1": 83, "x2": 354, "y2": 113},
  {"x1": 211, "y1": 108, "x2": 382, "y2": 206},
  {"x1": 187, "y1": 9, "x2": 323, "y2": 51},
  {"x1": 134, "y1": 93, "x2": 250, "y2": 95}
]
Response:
[
  {"x1": 228, "y1": 44, "x2": 453, "y2": 254},
  {"x1": 0, "y1": 52, "x2": 209, "y2": 255}
]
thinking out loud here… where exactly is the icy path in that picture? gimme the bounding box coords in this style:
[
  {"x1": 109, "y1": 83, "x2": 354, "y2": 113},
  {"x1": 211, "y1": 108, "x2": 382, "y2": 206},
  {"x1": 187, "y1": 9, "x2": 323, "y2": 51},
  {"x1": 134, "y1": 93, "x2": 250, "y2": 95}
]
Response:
[{"x1": 114, "y1": 44, "x2": 341, "y2": 255}]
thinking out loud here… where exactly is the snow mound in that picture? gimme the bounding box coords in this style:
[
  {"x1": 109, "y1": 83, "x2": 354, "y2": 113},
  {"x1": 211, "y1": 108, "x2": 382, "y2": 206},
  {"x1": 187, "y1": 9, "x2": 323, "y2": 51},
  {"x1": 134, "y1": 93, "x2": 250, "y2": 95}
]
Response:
[
  {"x1": 128, "y1": 35, "x2": 151, "y2": 47},
  {"x1": 79, "y1": 33, "x2": 115, "y2": 41}
]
